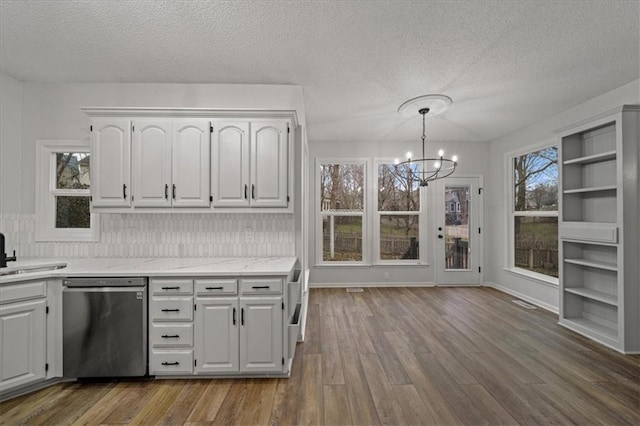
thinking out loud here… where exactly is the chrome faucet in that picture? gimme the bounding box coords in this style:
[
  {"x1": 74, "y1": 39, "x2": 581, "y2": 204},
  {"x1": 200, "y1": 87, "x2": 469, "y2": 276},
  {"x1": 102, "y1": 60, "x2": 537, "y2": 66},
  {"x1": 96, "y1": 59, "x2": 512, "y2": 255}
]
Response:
[{"x1": 0, "y1": 233, "x2": 17, "y2": 268}]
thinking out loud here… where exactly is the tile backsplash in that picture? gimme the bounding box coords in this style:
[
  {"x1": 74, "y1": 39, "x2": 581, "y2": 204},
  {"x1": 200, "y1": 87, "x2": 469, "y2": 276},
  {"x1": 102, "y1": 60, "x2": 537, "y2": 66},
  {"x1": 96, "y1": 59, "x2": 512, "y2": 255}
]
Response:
[{"x1": 0, "y1": 213, "x2": 295, "y2": 259}]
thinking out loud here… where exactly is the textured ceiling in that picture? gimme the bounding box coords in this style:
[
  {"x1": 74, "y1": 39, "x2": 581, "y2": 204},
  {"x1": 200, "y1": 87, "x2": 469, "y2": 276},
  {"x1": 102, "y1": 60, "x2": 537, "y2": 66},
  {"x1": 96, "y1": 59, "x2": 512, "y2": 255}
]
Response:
[{"x1": 1, "y1": 0, "x2": 639, "y2": 143}]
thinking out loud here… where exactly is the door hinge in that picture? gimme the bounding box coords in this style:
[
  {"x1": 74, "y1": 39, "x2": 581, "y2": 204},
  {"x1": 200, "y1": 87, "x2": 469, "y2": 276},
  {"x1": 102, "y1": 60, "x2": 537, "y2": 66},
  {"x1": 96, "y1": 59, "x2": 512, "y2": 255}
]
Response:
[
  {"x1": 194, "y1": 304, "x2": 197, "y2": 311},
  {"x1": 45, "y1": 363, "x2": 49, "y2": 372},
  {"x1": 89, "y1": 196, "x2": 92, "y2": 202},
  {"x1": 282, "y1": 302, "x2": 285, "y2": 310},
  {"x1": 287, "y1": 125, "x2": 290, "y2": 134},
  {"x1": 132, "y1": 124, "x2": 135, "y2": 132},
  {"x1": 131, "y1": 195, "x2": 135, "y2": 202},
  {"x1": 210, "y1": 126, "x2": 213, "y2": 133},
  {"x1": 282, "y1": 357, "x2": 285, "y2": 365},
  {"x1": 90, "y1": 125, "x2": 93, "y2": 132},
  {"x1": 210, "y1": 196, "x2": 213, "y2": 202},
  {"x1": 46, "y1": 306, "x2": 49, "y2": 314},
  {"x1": 478, "y1": 266, "x2": 482, "y2": 273},
  {"x1": 194, "y1": 359, "x2": 197, "y2": 367},
  {"x1": 287, "y1": 195, "x2": 290, "y2": 202},
  {"x1": 478, "y1": 188, "x2": 483, "y2": 195}
]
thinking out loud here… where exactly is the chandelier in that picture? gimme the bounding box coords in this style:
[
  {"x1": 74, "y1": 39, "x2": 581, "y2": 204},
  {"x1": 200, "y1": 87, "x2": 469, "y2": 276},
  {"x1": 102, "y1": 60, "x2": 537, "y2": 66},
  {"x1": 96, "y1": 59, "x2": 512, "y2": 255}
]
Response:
[{"x1": 394, "y1": 94, "x2": 458, "y2": 186}]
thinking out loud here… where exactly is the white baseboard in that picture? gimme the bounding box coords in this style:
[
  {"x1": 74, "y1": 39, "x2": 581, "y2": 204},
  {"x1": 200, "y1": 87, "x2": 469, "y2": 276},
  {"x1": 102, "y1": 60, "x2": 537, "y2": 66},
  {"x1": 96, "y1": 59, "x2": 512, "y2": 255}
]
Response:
[
  {"x1": 309, "y1": 282, "x2": 437, "y2": 288},
  {"x1": 484, "y1": 281, "x2": 558, "y2": 314}
]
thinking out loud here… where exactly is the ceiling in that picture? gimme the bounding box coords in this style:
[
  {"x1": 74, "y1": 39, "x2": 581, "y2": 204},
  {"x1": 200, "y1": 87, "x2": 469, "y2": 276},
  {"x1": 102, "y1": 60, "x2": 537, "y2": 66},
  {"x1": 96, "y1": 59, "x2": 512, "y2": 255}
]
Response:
[{"x1": 1, "y1": 1, "x2": 638, "y2": 144}]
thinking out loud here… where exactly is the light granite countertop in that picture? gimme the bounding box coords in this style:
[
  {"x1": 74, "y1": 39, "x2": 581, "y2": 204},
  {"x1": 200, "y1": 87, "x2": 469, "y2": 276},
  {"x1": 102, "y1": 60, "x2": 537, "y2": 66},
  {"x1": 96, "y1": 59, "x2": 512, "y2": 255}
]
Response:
[{"x1": 0, "y1": 257, "x2": 298, "y2": 284}]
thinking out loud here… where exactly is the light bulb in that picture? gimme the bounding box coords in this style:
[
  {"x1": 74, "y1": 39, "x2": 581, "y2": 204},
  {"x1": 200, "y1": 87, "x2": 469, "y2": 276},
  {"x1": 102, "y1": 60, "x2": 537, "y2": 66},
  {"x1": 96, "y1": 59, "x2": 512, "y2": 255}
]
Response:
[
  {"x1": 452, "y1": 155, "x2": 458, "y2": 162},
  {"x1": 393, "y1": 158, "x2": 400, "y2": 165},
  {"x1": 438, "y1": 149, "x2": 444, "y2": 157},
  {"x1": 406, "y1": 151, "x2": 412, "y2": 160},
  {"x1": 434, "y1": 161, "x2": 441, "y2": 169}
]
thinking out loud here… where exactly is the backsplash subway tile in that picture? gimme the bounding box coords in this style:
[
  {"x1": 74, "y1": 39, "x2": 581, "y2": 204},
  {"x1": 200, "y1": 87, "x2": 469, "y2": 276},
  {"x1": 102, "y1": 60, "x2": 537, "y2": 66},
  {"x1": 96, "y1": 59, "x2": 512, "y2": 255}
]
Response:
[{"x1": 0, "y1": 213, "x2": 295, "y2": 259}]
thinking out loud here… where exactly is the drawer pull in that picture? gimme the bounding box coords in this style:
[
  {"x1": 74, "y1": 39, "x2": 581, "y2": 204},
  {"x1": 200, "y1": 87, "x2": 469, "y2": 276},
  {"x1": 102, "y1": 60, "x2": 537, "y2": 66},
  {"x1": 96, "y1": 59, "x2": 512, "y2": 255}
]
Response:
[
  {"x1": 241, "y1": 308, "x2": 245, "y2": 325},
  {"x1": 161, "y1": 334, "x2": 180, "y2": 339},
  {"x1": 161, "y1": 361, "x2": 180, "y2": 366},
  {"x1": 252, "y1": 285, "x2": 270, "y2": 289},
  {"x1": 161, "y1": 286, "x2": 180, "y2": 290},
  {"x1": 161, "y1": 309, "x2": 180, "y2": 312},
  {"x1": 206, "y1": 286, "x2": 224, "y2": 290}
]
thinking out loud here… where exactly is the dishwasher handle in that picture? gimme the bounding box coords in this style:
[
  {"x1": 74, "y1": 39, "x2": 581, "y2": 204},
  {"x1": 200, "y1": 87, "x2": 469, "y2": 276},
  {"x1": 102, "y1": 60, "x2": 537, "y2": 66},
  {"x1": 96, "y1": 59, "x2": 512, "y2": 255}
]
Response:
[{"x1": 63, "y1": 286, "x2": 146, "y2": 293}]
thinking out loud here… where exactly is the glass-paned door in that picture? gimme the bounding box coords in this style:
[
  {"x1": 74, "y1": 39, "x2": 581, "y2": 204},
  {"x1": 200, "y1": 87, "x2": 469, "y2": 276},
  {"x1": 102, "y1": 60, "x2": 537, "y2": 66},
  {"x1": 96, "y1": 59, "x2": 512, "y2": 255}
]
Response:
[{"x1": 435, "y1": 177, "x2": 483, "y2": 285}]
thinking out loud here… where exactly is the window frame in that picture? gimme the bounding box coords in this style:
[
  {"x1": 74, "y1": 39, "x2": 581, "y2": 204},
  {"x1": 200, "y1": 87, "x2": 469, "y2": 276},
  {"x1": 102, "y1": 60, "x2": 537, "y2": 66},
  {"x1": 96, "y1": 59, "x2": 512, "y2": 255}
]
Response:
[
  {"x1": 373, "y1": 158, "x2": 426, "y2": 265},
  {"x1": 315, "y1": 158, "x2": 369, "y2": 266},
  {"x1": 505, "y1": 140, "x2": 559, "y2": 285},
  {"x1": 35, "y1": 139, "x2": 100, "y2": 242}
]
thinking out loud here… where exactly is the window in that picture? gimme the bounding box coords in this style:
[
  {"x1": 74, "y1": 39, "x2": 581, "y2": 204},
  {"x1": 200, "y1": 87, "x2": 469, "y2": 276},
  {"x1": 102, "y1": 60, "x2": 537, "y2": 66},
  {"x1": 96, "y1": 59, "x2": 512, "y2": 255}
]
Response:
[
  {"x1": 36, "y1": 140, "x2": 99, "y2": 241},
  {"x1": 510, "y1": 145, "x2": 558, "y2": 279},
  {"x1": 318, "y1": 160, "x2": 366, "y2": 263},
  {"x1": 375, "y1": 161, "x2": 421, "y2": 262}
]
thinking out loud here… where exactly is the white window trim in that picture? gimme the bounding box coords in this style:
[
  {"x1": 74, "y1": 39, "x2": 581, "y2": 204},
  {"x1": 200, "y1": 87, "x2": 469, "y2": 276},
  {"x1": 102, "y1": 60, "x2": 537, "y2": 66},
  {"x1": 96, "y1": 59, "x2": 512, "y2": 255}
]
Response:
[
  {"x1": 315, "y1": 157, "x2": 370, "y2": 266},
  {"x1": 373, "y1": 158, "x2": 426, "y2": 265},
  {"x1": 505, "y1": 140, "x2": 559, "y2": 285},
  {"x1": 35, "y1": 139, "x2": 100, "y2": 242}
]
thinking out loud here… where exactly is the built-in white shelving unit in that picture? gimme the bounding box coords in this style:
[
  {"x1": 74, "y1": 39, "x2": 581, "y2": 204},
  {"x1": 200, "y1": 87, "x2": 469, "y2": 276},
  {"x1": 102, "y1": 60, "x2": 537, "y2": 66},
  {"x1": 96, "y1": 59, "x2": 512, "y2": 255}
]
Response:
[{"x1": 558, "y1": 105, "x2": 640, "y2": 353}]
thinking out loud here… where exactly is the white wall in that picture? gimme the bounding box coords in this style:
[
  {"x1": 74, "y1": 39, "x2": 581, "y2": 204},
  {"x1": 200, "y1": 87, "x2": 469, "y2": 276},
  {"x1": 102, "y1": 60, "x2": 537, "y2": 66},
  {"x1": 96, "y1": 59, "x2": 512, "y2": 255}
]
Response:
[
  {"x1": 0, "y1": 81, "x2": 306, "y2": 259},
  {"x1": 308, "y1": 138, "x2": 490, "y2": 286},
  {"x1": 0, "y1": 72, "x2": 22, "y2": 213},
  {"x1": 485, "y1": 79, "x2": 640, "y2": 312}
]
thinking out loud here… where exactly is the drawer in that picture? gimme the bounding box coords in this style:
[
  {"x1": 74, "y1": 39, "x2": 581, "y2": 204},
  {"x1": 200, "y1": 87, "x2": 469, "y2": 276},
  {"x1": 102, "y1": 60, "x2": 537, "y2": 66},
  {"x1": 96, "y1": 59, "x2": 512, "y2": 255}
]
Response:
[
  {"x1": 0, "y1": 280, "x2": 46, "y2": 305},
  {"x1": 150, "y1": 279, "x2": 193, "y2": 295},
  {"x1": 150, "y1": 323, "x2": 193, "y2": 347},
  {"x1": 240, "y1": 278, "x2": 283, "y2": 295},
  {"x1": 150, "y1": 296, "x2": 193, "y2": 321},
  {"x1": 560, "y1": 222, "x2": 618, "y2": 244},
  {"x1": 150, "y1": 349, "x2": 193, "y2": 374},
  {"x1": 195, "y1": 279, "x2": 237, "y2": 296},
  {"x1": 288, "y1": 303, "x2": 302, "y2": 360}
]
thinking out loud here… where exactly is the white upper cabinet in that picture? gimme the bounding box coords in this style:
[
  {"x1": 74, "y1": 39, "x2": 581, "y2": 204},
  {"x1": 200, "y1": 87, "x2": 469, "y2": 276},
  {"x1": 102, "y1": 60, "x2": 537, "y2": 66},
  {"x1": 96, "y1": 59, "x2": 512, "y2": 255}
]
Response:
[
  {"x1": 212, "y1": 120, "x2": 289, "y2": 208},
  {"x1": 90, "y1": 118, "x2": 131, "y2": 207},
  {"x1": 132, "y1": 120, "x2": 172, "y2": 207},
  {"x1": 132, "y1": 119, "x2": 211, "y2": 208},
  {"x1": 172, "y1": 120, "x2": 211, "y2": 208},
  {"x1": 211, "y1": 122, "x2": 250, "y2": 207},
  {"x1": 251, "y1": 121, "x2": 289, "y2": 207}
]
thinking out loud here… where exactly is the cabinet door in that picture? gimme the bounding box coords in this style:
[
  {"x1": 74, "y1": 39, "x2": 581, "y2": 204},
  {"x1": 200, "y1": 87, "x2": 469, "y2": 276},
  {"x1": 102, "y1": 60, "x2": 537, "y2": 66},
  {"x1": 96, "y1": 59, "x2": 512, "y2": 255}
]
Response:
[
  {"x1": 250, "y1": 121, "x2": 289, "y2": 207},
  {"x1": 132, "y1": 120, "x2": 173, "y2": 207},
  {"x1": 0, "y1": 299, "x2": 46, "y2": 392},
  {"x1": 239, "y1": 297, "x2": 283, "y2": 373},
  {"x1": 211, "y1": 121, "x2": 250, "y2": 207},
  {"x1": 195, "y1": 298, "x2": 239, "y2": 373},
  {"x1": 90, "y1": 118, "x2": 131, "y2": 207},
  {"x1": 172, "y1": 120, "x2": 211, "y2": 208}
]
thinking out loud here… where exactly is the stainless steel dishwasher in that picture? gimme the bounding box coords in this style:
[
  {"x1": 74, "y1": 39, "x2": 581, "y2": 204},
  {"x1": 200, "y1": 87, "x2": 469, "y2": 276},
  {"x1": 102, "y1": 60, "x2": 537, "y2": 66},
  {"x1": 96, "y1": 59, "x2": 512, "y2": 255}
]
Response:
[{"x1": 63, "y1": 277, "x2": 147, "y2": 378}]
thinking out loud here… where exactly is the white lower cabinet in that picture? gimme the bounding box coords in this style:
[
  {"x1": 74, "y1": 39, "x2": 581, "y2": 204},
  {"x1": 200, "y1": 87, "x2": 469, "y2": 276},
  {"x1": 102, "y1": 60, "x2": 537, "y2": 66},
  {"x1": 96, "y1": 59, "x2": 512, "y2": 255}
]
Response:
[
  {"x1": 239, "y1": 297, "x2": 283, "y2": 373},
  {"x1": 0, "y1": 298, "x2": 47, "y2": 392},
  {"x1": 194, "y1": 298, "x2": 239, "y2": 373}
]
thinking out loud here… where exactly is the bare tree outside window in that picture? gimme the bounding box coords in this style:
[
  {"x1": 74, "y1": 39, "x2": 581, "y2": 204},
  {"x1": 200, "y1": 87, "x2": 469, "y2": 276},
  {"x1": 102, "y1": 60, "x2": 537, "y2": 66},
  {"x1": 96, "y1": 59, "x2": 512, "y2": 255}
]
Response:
[
  {"x1": 55, "y1": 152, "x2": 91, "y2": 228},
  {"x1": 513, "y1": 147, "x2": 558, "y2": 277}
]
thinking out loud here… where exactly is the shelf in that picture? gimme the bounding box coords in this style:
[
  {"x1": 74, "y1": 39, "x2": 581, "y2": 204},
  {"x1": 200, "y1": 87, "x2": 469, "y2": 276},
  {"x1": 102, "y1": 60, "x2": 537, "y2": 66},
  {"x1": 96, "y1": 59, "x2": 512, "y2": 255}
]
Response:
[
  {"x1": 564, "y1": 257, "x2": 617, "y2": 272},
  {"x1": 563, "y1": 150, "x2": 616, "y2": 165},
  {"x1": 564, "y1": 287, "x2": 617, "y2": 306},
  {"x1": 560, "y1": 317, "x2": 618, "y2": 342},
  {"x1": 563, "y1": 185, "x2": 617, "y2": 194}
]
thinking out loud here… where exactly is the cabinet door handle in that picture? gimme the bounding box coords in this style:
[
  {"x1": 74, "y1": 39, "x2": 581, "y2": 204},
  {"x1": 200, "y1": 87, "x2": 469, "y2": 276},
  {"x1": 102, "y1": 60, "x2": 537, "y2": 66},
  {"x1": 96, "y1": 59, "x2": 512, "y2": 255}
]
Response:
[
  {"x1": 251, "y1": 184, "x2": 255, "y2": 199},
  {"x1": 241, "y1": 308, "x2": 245, "y2": 325},
  {"x1": 161, "y1": 286, "x2": 180, "y2": 290},
  {"x1": 172, "y1": 184, "x2": 176, "y2": 199},
  {"x1": 251, "y1": 285, "x2": 270, "y2": 289},
  {"x1": 123, "y1": 184, "x2": 127, "y2": 199},
  {"x1": 161, "y1": 309, "x2": 180, "y2": 312},
  {"x1": 244, "y1": 184, "x2": 248, "y2": 199},
  {"x1": 165, "y1": 184, "x2": 169, "y2": 199},
  {"x1": 161, "y1": 335, "x2": 180, "y2": 339},
  {"x1": 233, "y1": 307, "x2": 236, "y2": 325},
  {"x1": 206, "y1": 286, "x2": 224, "y2": 290},
  {"x1": 161, "y1": 361, "x2": 180, "y2": 366}
]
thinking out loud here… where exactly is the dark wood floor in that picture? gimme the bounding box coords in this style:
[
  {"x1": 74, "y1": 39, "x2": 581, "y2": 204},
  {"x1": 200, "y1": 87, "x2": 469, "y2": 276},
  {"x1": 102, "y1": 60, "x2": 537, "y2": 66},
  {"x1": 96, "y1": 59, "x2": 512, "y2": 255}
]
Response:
[{"x1": 1, "y1": 287, "x2": 639, "y2": 425}]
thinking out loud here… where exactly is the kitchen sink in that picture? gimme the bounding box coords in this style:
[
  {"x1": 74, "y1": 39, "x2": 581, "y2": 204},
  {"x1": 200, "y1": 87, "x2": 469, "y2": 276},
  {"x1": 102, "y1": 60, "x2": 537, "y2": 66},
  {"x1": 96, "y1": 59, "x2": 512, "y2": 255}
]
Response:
[{"x1": 0, "y1": 263, "x2": 67, "y2": 276}]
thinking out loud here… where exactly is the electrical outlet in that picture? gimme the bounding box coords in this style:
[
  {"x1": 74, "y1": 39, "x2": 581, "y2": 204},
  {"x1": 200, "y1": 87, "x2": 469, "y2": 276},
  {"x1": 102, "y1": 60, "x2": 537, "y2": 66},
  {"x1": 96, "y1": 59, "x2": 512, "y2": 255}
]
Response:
[{"x1": 384, "y1": 272, "x2": 390, "y2": 281}]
